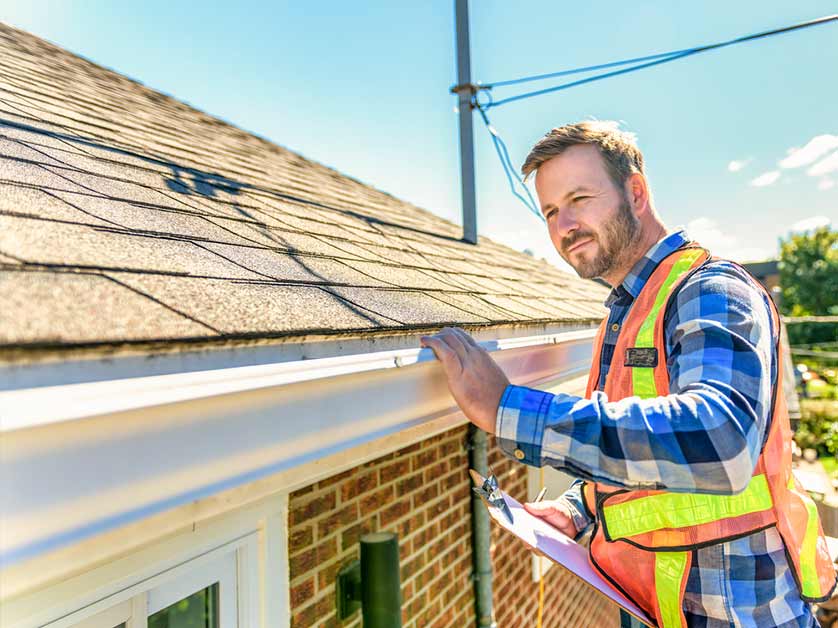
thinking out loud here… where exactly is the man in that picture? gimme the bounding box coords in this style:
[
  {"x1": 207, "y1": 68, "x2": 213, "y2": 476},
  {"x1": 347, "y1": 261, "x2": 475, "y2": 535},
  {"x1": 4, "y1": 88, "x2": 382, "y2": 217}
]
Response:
[{"x1": 420, "y1": 121, "x2": 835, "y2": 627}]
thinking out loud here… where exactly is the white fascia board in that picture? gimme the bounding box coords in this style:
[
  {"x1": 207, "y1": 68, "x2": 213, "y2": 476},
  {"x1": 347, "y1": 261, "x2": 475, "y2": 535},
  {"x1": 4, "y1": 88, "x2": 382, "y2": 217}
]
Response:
[{"x1": 0, "y1": 328, "x2": 595, "y2": 569}]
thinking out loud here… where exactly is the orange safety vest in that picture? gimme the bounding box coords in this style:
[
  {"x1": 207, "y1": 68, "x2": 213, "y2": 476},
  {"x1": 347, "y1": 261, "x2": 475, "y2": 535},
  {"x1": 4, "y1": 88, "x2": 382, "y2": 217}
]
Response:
[{"x1": 580, "y1": 245, "x2": 836, "y2": 628}]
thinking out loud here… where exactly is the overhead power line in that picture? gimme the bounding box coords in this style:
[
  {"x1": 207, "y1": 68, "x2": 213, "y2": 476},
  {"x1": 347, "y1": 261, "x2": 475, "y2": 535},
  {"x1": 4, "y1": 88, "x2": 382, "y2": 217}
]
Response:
[
  {"x1": 482, "y1": 13, "x2": 838, "y2": 109},
  {"x1": 475, "y1": 106, "x2": 544, "y2": 222},
  {"x1": 460, "y1": 13, "x2": 838, "y2": 224}
]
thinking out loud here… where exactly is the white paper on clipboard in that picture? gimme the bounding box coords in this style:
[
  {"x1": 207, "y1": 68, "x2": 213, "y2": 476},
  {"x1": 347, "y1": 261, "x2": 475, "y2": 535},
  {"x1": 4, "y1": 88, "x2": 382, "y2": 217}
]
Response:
[{"x1": 470, "y1": 470, "x2": 654, "y2": 626}]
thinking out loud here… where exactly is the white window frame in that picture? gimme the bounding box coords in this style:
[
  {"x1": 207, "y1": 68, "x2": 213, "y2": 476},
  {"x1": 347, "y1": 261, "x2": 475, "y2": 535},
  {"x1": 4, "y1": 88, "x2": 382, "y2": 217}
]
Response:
[
  {"x1": 44, "y1": 535, "x2": 255, "y2": 628},
  {"x1": 4, "y1": 495, "x2": 287, "y2": 628},
  {"x1": 145, "y1": 544, "x2": 239, "y2": 627}
]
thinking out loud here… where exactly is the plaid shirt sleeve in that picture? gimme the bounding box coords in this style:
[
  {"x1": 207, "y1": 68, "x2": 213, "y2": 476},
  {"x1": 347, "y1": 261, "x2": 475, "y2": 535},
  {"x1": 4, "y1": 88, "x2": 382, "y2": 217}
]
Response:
[{"x1": 495, "y1": 261, "x2": 776, "y2": 495}]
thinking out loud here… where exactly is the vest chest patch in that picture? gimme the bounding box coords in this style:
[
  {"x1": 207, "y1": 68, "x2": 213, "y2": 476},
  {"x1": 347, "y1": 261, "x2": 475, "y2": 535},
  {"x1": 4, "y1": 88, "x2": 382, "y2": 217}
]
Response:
[{"x1": 624, "y1": 347, "x2": 659, "y2": 368}]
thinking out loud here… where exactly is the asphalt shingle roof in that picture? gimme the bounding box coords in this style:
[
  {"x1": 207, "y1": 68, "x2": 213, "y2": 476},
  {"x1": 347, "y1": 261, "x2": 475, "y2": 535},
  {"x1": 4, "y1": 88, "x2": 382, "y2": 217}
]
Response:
[{"x1": 0, "y1": 23, "x2": 608, "y2": 356}]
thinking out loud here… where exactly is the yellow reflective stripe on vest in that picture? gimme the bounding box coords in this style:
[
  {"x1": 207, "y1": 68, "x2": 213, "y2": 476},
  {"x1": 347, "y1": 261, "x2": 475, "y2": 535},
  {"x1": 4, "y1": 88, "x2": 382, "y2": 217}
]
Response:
[
  {"x1": 655, "y1": 551, "x2": 688, "y2": 628},
  {"x1": 603, "y1": 474, "x2": 773, "y2": 539},
  {"x1": 631, "y1": 248, "x2": 706, "y2": 399},
  {"x1": 790, "y1": 475, "x2": 823, "y2": 597}
]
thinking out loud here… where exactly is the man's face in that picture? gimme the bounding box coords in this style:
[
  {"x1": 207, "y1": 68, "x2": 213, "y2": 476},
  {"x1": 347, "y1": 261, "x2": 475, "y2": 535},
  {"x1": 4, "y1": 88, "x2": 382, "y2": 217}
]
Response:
[{"x1": 534, "y1": 144, "x2": 640, "y2": 280}]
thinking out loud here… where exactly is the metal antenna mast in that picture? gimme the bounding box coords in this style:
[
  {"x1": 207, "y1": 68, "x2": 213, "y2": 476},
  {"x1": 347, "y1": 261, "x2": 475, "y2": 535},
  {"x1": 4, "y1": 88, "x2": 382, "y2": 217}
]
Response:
[{"x1": 452, "y1": 0, "x2": 478, "y2": 244}]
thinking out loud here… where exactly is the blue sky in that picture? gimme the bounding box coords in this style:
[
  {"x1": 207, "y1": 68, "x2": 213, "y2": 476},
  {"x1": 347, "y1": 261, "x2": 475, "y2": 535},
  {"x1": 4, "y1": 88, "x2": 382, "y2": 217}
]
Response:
[{"x1": 3, "y1": 1, "x2": 836, "y2": 271}]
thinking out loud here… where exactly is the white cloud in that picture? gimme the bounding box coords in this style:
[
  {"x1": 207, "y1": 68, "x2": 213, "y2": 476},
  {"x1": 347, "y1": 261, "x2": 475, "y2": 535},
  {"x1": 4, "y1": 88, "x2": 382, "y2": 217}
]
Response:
[
  {"x1": 817, "y1": 178, "x2": 835, "y2": 191},
  {"x1": 750, "y1": 170, "x2": 780, "y2": 187},
  {"x1": 779, "y1": 134, "x2": 838, "y2": 169},
  {"x1": 727, "y1": 159, "x2": 751, "y2": 172},
  {"x1": 789, "y1": 215, "x2": 833, "y2": 233},
  {"x1": 685, "y1": 218, "x2": 772, "y2": 262},
  {"x1": 807, "y1": 150, "x2": 838, "y2": 177}
]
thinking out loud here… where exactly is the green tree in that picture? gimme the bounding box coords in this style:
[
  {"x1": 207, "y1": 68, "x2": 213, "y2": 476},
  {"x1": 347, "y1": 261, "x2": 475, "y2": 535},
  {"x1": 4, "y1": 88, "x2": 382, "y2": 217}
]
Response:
[{"x1": 778, "y1": 226, "x2": 838, "y2": 317}]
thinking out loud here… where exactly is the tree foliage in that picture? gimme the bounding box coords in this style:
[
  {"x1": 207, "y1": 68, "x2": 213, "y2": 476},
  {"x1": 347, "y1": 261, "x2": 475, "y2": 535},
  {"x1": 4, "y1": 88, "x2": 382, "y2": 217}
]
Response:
[{"x1": 778, "y1": 226, "x2": 838, "y2": 317}]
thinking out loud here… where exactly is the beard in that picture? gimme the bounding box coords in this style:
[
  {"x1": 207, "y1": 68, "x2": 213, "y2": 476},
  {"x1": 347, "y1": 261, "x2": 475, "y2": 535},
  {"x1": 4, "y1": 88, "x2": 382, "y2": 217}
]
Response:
[{"x1": 561, "y1": 196, "x2": 640, "y2": 279}]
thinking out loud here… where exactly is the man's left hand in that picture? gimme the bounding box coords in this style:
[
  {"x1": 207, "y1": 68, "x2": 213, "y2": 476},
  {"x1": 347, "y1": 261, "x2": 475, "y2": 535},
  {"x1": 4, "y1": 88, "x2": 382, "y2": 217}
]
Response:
[{"x1": 420, "y1": 327, "x2": 510, "y2": 433}]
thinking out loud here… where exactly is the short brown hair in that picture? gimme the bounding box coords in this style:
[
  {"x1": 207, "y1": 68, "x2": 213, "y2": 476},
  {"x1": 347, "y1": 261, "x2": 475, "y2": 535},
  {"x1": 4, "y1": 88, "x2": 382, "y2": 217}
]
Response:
[{"x1": 521, "y1": 121, "x2": 644, "y2": 192}]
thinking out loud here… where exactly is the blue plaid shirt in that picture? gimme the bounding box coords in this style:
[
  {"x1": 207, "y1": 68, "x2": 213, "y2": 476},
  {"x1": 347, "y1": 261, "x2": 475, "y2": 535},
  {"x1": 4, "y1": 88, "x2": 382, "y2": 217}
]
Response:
[{"x1": 495, "y1": 230, "x2": 816, "y2": 627}]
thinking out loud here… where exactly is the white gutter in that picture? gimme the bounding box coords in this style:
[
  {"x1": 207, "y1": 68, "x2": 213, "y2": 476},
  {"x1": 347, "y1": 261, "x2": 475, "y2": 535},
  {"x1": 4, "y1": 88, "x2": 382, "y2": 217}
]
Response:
[
  {"x1": 0, "y1": 328, "x2": 595, "y2": 568},
  {"x1": 0, "y1": 329, "x2": 596, "y2": 432}
]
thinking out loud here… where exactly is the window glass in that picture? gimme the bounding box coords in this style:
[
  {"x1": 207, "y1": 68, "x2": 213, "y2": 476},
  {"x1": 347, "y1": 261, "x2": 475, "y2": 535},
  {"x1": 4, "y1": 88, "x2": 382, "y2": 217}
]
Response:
[{"x1": 148, "y1": 583, "x2": 219, "y2": 628}]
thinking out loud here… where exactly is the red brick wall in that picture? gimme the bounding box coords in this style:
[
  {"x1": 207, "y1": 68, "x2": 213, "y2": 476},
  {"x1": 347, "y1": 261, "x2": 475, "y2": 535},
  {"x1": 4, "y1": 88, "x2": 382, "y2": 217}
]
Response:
[{"x1": 287, "y1": 425, "x2": 619, "y2": 627}]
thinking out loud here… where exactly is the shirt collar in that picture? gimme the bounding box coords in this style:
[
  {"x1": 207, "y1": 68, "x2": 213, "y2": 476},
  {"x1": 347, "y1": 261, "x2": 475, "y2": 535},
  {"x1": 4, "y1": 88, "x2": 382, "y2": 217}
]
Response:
[{"x1": 604, "y1": 229, "x2": 690, "y2": 306}]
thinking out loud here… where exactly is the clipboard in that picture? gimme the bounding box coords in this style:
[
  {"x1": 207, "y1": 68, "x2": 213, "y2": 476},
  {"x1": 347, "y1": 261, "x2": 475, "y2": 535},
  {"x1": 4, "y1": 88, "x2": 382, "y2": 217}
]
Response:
[{"x1": 470, "y1": 470, "x2": 654, "y2": 627}]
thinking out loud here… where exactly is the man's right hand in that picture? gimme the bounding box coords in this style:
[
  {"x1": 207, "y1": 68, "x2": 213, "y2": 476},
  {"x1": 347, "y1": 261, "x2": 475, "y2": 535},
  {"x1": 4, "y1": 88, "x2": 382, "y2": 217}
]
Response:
[{"x1": 523, "y1": 498, "x2": 579, "y2": 538}]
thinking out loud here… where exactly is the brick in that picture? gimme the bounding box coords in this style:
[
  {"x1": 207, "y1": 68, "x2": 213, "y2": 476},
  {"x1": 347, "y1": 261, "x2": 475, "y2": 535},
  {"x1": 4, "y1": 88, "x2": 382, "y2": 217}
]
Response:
[
  {"x1": 413, "y1": 448, "x2": 437, "y2": 471},
  {"x1": 363, "y1": 452, "x2": 393, "y2": 468},
  {"x1": 317, "y1": 503, "x2": 359, "y2": 538},
  {"x1": 440, "y1": 469, "x2": 464, "y2": 491},
  {"x1": 293, "y1": 483, "x2": 315, "y2": 497},
  {"x1": 402, "y1": 580, "x2": 414, "y2": 601},
  {"x1": 318, "y1": 537, "x2": 339, "y2": 564},
  {"x1": 415, "y1": 597, "x2": 442, "y2": 626},
  {"x1": 406, "y1": 591, "x2": 426, "y2": 619},
  {"x1": 413, "y1": 483, "x2": 439, "y2": 507},
  {"x1": 379, "y1": 457, "x2": 411, "y2": 483},
  {"x1": 423, "y1": 495, "x2": 451, "y2": 520},
  {"x1": 438, "y1": 438, "x2": 462, "y2": 457},
  {"x1": 290, "y1": 547, "x2": 317, "y2": 580},
  {"x1": 359, "y1": 485, "x2": 395, "y2": 513},
  {"x1": 340, "y1": 471, "x2": 377, "y2": 502},
  {"x1": 312, "y1": 594, "x2": 334, "y2": 622},
  {"x1": 289, "y1": 526, "x2": 314, "y2": 554},
  {"x1": 316, "y1": 469, "x2": 353, "y2": 490},
  {"x1": 409, "y1": 521, "x2": 439, "y2": 554},
  {"x1": 422, "y1": 460, "x2": 448, "y2": 483},
  {"x1": 397, "y1": 510, "x2": 425, "y2": 538},
  {"x1": 430, "y1": 607, "x2": 454, "y2": 628},
  {"x1": 380, "y1": 500, "x2": 410, "y2": 527},
  {"x1": 319, "y1": 613, "x2": 340, "y2": 628},
  {"x1": 290, "y1": 577, "x2": 315, "y2": 607},
  {"x1": 395, "y1": 472, "x2": 423, "y2": 497},
  {"x1": 428, "y1": 574, "x2": 449, "y2": 602},
  {"x1": 399, "y1": 442, "x2": 422, "y2": 455},
  {"x1": 291, "y1": 603, "x2": 317, "y2": 628},
  {"x1": 290, "y1": 537, "x2": 338, "y2": 580},
  {"x1": 290, "y1": 491, "x2": 337, "y2": 526},
  {"x1": 401, "y1": 552, "x2": 426, "y2": 580},
  {"x1": 450, "y1": 484, "x2": 469, "y2": 503},
  {"x1": 413, "y1": 561, "x2": 441, "y2": 591}
]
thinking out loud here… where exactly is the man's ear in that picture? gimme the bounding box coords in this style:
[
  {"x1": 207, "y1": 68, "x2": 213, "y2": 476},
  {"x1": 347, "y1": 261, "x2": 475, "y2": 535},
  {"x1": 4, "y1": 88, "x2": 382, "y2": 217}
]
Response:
[{"x1": 625, "y1": 173, "x2": 650, "y2": 216}]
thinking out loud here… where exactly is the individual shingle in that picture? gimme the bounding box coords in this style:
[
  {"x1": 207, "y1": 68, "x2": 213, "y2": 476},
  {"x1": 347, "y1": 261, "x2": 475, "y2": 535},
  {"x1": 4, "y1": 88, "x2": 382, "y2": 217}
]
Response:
[
  {"x1": 329, "y1": 287, "x2": 484, "y2": 326},
  {"x1": 0, "y1": 269, "x2": 213, "y2": 344},
  {"x1": 0, "y1": 155, "x2": 94, "y2": 194},
  {"x1": 108, "y1": 273, "x2": 391, "y2": 334},
  {"x1": 48, "y1": 189, "x2": 269, "y2": 245},
  {"x1": 0, "y1": 135, "x2": 68, "y2": 167},
  {"x1": 0, "y1": 214, "x2": 264, "y2": 279},
  {"x1": 198, "y1": 241, "x2": 389, "y2": 287},
  {"x1": 350, "y1": 260, "x2": 473, "y2": 291},
  {"x1": 0, "y1": 184, "x2": 110, "y2": 225}
]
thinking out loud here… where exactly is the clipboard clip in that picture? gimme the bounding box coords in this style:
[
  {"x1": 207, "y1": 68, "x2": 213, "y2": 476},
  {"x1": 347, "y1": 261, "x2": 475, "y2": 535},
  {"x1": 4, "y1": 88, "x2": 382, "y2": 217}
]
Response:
[{"x1": 472, "y1": 472, "x2": 514, "y2": 525}]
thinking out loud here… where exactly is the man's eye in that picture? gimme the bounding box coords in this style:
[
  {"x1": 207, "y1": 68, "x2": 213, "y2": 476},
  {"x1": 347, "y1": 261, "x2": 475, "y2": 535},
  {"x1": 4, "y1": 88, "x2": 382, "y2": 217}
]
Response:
[
  {"x1": 545, "y1": 209, "x2": 557, "y2": 220},
  {"x1": 573, "y1": 196, "x2": 590, "y2": 203}
]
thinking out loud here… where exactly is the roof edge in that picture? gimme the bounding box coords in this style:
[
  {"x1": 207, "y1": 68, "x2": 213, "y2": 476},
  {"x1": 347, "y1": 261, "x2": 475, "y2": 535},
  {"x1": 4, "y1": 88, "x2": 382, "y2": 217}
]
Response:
[
  {"x1": 0, "y1": 327, "x2": 597, "y2": 432},
  {"x1": 0, "y1": 320, "x2": 600, "y2": 391}
]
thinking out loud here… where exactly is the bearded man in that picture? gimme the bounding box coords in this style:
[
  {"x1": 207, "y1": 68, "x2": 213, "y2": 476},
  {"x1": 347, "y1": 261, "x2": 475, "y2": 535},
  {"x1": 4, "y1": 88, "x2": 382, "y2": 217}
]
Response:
[{"x1": 420, "y1": 121, "x2": 835, "y2": 627}]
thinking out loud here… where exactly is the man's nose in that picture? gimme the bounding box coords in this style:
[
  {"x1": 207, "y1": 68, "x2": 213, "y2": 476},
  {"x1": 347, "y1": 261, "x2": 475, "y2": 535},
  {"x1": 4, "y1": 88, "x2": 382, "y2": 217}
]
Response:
[{"x1": 553, "y1": 209, "x2": 580, "y2": 240}]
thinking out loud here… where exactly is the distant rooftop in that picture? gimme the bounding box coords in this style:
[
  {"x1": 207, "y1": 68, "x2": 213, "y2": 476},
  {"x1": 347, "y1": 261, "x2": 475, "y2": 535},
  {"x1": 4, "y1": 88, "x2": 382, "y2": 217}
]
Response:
[{"x1": 0, "y1": 23, "x2": 608, "y2": 360}]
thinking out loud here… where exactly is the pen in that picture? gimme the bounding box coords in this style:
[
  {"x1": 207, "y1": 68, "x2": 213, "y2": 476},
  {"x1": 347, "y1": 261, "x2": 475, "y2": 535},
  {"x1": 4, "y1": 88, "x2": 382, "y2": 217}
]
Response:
[{"x1": 535, "y1": 486, "x2": 548, "y2": 503}]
